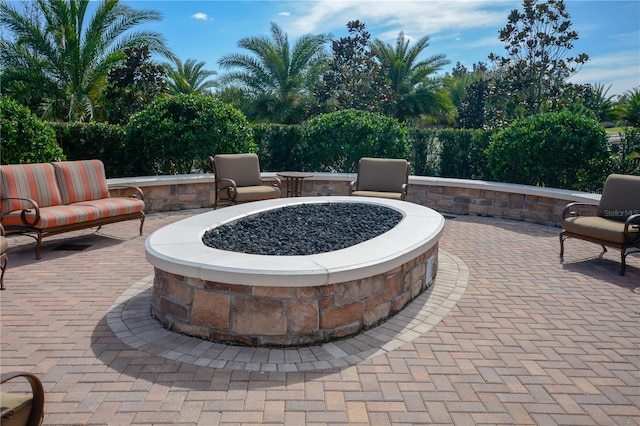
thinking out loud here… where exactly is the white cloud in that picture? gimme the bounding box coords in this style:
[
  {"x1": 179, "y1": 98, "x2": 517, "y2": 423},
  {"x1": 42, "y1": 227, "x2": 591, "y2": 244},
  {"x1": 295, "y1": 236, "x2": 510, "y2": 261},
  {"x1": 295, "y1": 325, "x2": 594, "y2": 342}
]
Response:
[
  {"x1": 570, "y1": 50, "x2": 640, "y2": 95},
  {"x1": 191, "y1": 12, "x2": 208, "y2": 21},
  {"x1": 278, "y1": 11, "x2": 291, "y2": 17},
  {"x1": 283, "y1": 1, "x2": 511, "y2": 40}
]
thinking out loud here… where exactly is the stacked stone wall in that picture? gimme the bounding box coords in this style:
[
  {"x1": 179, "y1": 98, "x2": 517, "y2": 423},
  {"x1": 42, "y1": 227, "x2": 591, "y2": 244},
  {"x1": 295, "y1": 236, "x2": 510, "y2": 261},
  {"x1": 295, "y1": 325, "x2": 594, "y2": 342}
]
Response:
[{"x1": 150, "y1": 246, "x2": 438, "y2": 347}]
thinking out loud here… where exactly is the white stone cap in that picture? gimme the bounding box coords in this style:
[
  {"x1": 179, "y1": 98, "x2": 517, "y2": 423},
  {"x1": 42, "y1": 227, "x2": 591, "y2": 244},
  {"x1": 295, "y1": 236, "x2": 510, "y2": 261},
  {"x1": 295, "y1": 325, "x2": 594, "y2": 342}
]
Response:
[{"x1": 145, "y1": 196, "x2": 445, "y2": 287}]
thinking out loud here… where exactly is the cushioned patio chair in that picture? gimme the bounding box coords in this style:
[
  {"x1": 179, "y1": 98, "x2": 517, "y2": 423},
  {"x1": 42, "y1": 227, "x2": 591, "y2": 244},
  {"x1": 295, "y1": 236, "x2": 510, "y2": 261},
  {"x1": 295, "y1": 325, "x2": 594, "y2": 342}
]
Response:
[
  {"x1": 1, "y1": 223, "x2": 7, "y2": 290},
  {"x1": 350, "y1": 157, "x2": 410, "y2": 201},
  {"x1": 210, "y1": 154, "x2": 281, "y2": 209},
  {"x1": 560, "y1": 173, "x2": 640, "y2": 275},
  {"x1": 1, "y1": 371, "x2": 45, "y2": 426}
]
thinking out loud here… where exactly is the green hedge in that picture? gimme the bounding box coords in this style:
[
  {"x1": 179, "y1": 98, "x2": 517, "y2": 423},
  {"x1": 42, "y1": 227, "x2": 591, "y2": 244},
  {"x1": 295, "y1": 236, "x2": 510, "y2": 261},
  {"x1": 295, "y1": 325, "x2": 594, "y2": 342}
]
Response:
[
  {"x1": 1, "y1": 97, "x2": 65, "y2": 164},
  {"x1": 126, "y1": 94, "x2": 255, "y2": 176},
  {"x1": 49, "y1": 122, "x2": 127, "y2": 177},
  {"x1": 487, "y1": 112, "x2": 609, "y2": 190},
  {"x1": 439, "y1": 129, "x2": 492, "y2": 180},
  {"x1": 253, "y1": 124, "x2": 306, "y2": 172},
  {"x1": 10, "y1": 95, "x2": 620, "y2": 192},
  {"x1": 304, "y1": 110, "x2": 410, "y2": 173}
]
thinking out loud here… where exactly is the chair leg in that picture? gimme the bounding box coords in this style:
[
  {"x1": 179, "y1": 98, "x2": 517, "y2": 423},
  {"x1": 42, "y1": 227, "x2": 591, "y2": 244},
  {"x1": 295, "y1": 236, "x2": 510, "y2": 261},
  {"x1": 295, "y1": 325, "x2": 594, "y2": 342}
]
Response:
[
  {"x1": 620, "y1": 248, "x2": 627, "y2": 276},
  {"x1": 598, "y1": 245, "x2": 608, "y2": 259},
  {"x1": 559, "y1": 232, "x2": 566, "y2": 258},
  {"x1": 0, "y1": 253, "x2": 7, "y2": 290}
]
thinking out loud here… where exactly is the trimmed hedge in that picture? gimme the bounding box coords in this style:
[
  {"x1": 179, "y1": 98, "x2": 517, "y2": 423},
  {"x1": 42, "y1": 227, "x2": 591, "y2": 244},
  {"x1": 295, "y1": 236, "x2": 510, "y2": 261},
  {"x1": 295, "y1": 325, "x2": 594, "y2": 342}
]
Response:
[
  {"x1": 126, "y1": 94, "x2": 255, "y2": 175},
  {"x1": 49, "y1": 122, "x2": 127, "y2": 177},
  {"x1": 487, "y1": 111, "x2": 609, "y2": 190},
  {"x1": 253, "y1": 124, "x2": 306, "y2": 172},
  {"x1": 1, "y1": 97, "x2": 64, "y2": 164},
  {"x1": 304, "y1": 110, "x2": 410, "y2": 173}
]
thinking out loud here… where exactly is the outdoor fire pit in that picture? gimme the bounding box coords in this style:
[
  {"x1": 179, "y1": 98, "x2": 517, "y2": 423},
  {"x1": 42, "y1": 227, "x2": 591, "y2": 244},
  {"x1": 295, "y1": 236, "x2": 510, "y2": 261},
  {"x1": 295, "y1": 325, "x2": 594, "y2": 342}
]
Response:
[{"x1": 145, "y1": 196, "x2": 445, "y2": 347}]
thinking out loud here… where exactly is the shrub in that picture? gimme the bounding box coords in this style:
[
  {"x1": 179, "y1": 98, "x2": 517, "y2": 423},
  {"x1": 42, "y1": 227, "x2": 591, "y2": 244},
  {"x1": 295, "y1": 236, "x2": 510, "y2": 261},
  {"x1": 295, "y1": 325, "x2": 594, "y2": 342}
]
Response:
[
  {"x1": 439, "y1": 129, "x2": 492, "y2": 180},
  {"x1": 610, "y1": 127, "x2": 640, "y2": 176},
  {"x1": 407, "y1": 128, "x2": 439, "y2": 176},
  {"x1": 49, "y1": 122, "x2": 127, "y2": 177},
  {"x1": 487, "y1": 111, "x2": 609, "y2": 190},
  {"x1": 253, "y1": 124, "x2": 306, "y2": 172},
  {"x1": 304, "y1": 109, "x2": 409, "y2": 173},
  {"x1": 0, "y1": 97, "x2": 65, "y2": 164},
  {"x1": 126, "y1": 94, "x2": 255, "y2": 175}
]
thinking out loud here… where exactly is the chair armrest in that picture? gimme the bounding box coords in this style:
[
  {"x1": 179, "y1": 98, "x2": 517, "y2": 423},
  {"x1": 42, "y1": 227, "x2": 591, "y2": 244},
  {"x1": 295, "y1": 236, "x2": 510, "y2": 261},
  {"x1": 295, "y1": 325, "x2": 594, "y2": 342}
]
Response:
[
  {"x1": 0, "y1": 223, "x2": 4, "y2": 236},
  {"x1": 561, "y1": 202, "x2": 598, "y2": 221},
  {"x1": 262, "y1": 176, "x2": 282, "y2": 188},
  {"x1": 624, "y1": 213, "x2": 640, "y2": 243},
  {"x1": 1, "y1": 197, "x2": 41, "y2": 226},
  {"x1": 1, "y1": 371, "x2": 45, "y2": 426},
  {"x1": 216, "y1": 178, "x2": 237, "y2": 191},
  {"x1": 349, "y1": 180, "x2": 357, "y2": 194},
  {"x1": 216, "y1": 178, "x2": 238, "y2": 201},
  {"x1": 108, "y1": 185, "x2": 144, "y2": 200}
]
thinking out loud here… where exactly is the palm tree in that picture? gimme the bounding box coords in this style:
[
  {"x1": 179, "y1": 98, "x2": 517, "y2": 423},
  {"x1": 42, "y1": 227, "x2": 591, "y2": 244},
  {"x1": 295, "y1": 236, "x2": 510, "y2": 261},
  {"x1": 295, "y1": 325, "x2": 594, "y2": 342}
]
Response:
[
  {"x1": 218, "y1": 22, "x2": 329, "y2": 124},
  {"x1": 371, "y1": 32, "x2": 453, "y2": 123},
  {"x1": 0, "y1": 0, "x2": 171, "y2": 121},
  {"x1": 163, "y1": 58, "x2": 217, "y2": 95},
  {"x1": 616, "y1": 87, "x2": 640, "y2": 127}
]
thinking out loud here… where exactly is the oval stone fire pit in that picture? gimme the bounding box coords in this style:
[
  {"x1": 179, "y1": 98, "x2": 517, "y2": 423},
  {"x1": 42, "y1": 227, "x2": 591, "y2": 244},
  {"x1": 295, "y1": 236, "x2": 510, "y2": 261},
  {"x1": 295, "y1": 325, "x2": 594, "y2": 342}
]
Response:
[{"x1": 145, "y1": 196, "x2": 445, "y2": 347}]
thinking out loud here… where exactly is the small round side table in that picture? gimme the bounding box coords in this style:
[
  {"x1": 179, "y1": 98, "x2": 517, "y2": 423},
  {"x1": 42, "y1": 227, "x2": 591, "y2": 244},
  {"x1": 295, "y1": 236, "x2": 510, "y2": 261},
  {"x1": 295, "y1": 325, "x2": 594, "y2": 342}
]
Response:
[{"x1": 276, "y1": 172, "x2": 314, "y2": 197}]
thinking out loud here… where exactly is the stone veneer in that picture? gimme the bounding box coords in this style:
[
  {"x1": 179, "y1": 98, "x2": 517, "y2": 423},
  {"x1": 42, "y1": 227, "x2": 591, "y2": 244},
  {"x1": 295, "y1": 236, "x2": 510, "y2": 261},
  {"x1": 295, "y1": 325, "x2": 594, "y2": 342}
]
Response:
[
  {"x1": 109, "y1": 173, "x2": 600, "y2": 226},
  {"x1": 151, "y1": 246, "x2": 437, "y2": 347}
]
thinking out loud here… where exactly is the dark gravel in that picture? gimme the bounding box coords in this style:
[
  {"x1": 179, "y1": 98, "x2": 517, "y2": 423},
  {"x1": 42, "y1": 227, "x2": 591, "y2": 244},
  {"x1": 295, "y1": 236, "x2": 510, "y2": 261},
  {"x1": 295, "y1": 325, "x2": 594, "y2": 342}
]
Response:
[{"x1": 202, "y1": 202, "x2": 403, "y2": 255}]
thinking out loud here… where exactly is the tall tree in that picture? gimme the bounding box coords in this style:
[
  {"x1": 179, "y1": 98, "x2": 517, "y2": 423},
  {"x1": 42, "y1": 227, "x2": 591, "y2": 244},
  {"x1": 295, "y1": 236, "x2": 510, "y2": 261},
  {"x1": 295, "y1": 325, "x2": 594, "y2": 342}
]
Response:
[
  {"x1": 313, "y1": 20, "x2": 394, "y2": 115},
  {"x1": 616, "y1": 87, "x2": 640, "y2": 128},
  {"x1": 218, "y1": 22, "x2": 329, "y2": 124},
  {"x1": 0, "y1": 0, "x2": 170, "y2": 121},
  {"x1": 371, "y1": 31, "x2": 452, "y2": 123},
  {"x1": 488, "y1": 0, "x2": 588, "y2": 117},
  {"x1": 163, "y1": 58, "x2": 217, "y2": 95},
  {"x1": 101, "y1": 46, "x2": 167, "y2": 124}
]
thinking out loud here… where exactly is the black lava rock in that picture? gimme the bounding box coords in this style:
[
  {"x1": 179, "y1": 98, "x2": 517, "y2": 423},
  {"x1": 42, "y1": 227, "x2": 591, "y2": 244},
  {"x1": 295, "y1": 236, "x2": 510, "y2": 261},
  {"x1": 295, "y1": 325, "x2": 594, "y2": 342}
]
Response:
[{"x1": 202, "y1": 202, "x2": 403, "y2": 255}]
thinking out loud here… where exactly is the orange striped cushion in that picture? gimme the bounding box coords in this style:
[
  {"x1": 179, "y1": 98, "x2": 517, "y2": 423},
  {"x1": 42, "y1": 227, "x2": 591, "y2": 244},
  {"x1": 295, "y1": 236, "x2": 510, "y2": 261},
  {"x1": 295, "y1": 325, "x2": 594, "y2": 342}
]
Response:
[
  {"x1": 74, "y1": 198, "x2": 144, "y2": 217},
  {"x1": 0, "y1": 163, "x2": 62, "y2": 214},
  {"x1": 53, "y1": 160, "x2": 109, "y2": 204},
  {"x1": 1, "y1": 205, "x2": 101, "y2": 228}
]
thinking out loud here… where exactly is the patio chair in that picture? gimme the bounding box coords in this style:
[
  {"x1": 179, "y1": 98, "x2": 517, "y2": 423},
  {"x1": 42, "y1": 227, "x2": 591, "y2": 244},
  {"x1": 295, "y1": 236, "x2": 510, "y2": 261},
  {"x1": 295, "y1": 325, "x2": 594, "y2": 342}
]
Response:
[
  {"x1": 560, "y1": 173, "x2": 640, "y2": 275},
  {"x1": 0, "y1": 223, "x2": 7, "y2": 290},
  {"x1": 210, "y1": 154, "x2": 281, "y2": 209},
  {"x1": 1, "y1": 371, "x2": 45, "y2": 426},
  {"x1": 350, "y1": 157, "x2": 410, "y2": 201}
]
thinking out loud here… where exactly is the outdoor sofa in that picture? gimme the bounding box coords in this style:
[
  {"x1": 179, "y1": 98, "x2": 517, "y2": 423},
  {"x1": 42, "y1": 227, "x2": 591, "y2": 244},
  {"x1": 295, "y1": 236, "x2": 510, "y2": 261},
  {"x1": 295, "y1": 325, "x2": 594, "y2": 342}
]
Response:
[{"x1": 0, "y1": 160, "x2": 145, "y2": 259}]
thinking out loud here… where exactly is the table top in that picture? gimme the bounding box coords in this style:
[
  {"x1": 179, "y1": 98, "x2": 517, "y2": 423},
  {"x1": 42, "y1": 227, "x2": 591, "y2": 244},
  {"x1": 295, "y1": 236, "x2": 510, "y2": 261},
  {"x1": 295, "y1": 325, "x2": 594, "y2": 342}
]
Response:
[{"x1": 276, "y1": 172, "x2": 314, "y2": 179}]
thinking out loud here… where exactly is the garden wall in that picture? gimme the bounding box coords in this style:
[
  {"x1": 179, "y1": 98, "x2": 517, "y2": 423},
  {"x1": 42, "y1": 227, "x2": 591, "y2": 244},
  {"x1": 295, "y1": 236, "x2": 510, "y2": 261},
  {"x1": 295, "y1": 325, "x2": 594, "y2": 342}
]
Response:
[{"x1": 109, "y1": 173, "x2": 600, "y2": 227}]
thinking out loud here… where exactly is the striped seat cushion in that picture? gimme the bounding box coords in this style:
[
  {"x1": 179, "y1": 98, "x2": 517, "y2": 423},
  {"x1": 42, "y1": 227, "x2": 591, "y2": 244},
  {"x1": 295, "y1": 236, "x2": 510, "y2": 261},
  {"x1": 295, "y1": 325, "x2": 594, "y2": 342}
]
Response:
[
  {"x1": 0, "y1": 163, "x2": 63, "y2": 214},
  {"x1": 1, "y1": 204, "x2": 101, "y2": 229},
  {"x1": 52, "y1": 160, "x2": 109, "y2": 204},
  {"x1": 74, "y1": 198, "x2": 144, "y2": 218}
]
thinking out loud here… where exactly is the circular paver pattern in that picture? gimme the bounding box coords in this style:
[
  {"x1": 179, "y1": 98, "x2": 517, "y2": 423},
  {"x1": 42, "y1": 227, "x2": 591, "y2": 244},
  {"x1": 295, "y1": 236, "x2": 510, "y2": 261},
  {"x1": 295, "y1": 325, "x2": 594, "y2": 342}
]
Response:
[{"x1": 107, "y1": 250, "x2": 468, "y2": 372}]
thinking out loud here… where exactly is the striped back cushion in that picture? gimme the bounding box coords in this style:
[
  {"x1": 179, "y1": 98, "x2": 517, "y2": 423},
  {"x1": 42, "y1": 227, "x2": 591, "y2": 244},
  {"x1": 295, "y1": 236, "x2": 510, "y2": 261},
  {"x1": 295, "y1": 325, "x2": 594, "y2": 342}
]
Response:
[
  {"x1": 1, "y1": 163, "x2": 63, "y2": 214},
  {"x1": 53, "y1": 160, "x2": 109, "y2": 204}
]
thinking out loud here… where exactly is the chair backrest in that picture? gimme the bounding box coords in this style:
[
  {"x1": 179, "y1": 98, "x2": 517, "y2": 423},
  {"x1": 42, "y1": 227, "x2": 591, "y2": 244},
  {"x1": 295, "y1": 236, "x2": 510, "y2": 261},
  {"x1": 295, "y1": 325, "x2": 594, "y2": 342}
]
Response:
[
  {"x1": 52, "y1": 160, "x2": 109, "y2": 204},
  {"x1": 213, "y1": 154, "x2": 263, "y2": 187},
  {"x1": 356, "y1": 157, "x2": 409, "y2": 193},
  {"x1": 0, "y1": 163, "x2": 63, "y2": 214},
  {"x1": 597, "y1": 174, "x2": 640, "y2": 222}
]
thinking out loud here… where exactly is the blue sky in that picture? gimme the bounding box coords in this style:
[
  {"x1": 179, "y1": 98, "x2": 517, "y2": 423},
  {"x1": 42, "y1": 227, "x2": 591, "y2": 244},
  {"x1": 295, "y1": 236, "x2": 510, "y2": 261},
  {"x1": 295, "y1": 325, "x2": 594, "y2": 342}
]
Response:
[{"x1": 133, "y1": 1, "x2": 639, "y2": 97}]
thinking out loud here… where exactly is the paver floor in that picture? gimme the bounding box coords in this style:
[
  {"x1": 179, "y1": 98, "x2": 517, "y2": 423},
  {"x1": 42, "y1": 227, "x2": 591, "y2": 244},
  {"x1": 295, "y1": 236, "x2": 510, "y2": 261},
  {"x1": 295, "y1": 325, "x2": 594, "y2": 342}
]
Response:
[{"x1": 1, "y1": 209, "x2": 638, "y2": 425}]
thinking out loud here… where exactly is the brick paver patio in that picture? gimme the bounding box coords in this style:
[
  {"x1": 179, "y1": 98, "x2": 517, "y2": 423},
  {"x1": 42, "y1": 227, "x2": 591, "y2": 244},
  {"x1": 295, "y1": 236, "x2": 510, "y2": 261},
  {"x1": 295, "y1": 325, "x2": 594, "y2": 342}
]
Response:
[{"x1": 1, "y1": 209, "x2": 638, "y2": 425}]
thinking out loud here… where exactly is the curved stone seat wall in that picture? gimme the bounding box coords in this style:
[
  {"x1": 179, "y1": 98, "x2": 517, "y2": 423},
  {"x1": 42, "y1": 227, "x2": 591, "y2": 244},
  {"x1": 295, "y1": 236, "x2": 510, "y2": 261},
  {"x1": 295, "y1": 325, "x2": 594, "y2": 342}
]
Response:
[{"x1": 109, "y1": 172, "x2": 600, "y2": 226}]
